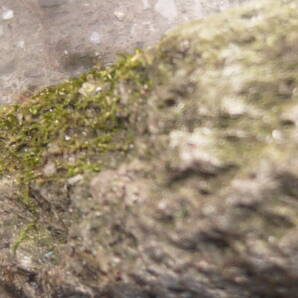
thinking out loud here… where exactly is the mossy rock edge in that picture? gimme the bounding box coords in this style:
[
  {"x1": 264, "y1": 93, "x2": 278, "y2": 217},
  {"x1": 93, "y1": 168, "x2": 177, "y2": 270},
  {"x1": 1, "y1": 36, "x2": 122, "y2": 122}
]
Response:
[{"x1": 1, "y1": 0, "x2": 298, "y2": 297}]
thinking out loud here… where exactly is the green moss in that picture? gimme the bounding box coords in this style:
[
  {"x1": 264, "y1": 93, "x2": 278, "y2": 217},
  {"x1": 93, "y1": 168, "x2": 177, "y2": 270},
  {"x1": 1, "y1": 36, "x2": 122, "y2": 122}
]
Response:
[
  {"x1": 12, "y1": 219, "x2": 37, "y2": 253},
  {"x1": 0, "y1": 49, "x2": 150, "y2": 251}
]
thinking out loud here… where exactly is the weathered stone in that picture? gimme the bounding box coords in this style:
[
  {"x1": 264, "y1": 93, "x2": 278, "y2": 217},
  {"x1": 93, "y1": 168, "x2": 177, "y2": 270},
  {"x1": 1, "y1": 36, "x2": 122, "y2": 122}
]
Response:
[{"x1": 1, "y1": 0, "x2": 298, "y2": 297}]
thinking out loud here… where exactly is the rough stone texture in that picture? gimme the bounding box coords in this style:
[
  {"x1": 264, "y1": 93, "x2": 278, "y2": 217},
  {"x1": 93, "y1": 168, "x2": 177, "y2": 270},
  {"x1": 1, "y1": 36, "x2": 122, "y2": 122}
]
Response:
[
  {"x1": 1, "y1": 0, "x2": 298, "y2": 297},
  {"x1": 0, "y1": 0, "x2": 250, "y2": 104}
]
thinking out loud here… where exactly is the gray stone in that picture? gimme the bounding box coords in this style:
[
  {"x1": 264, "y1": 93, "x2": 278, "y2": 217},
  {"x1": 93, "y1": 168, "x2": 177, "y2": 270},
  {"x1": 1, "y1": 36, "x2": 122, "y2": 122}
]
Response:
[
  {"x1": 1, "y1": 0, "x2": 298, "y2": 297},
  {"x1": 0, "y1": 0, "x2": 251, "y2": 104}
]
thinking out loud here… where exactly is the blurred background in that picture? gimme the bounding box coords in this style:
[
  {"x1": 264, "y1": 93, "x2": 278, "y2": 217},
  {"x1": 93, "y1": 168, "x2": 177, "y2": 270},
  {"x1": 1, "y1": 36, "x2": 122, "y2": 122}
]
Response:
[{"x1": 0, "y1": 0, "x2": 249, "y2": 104}]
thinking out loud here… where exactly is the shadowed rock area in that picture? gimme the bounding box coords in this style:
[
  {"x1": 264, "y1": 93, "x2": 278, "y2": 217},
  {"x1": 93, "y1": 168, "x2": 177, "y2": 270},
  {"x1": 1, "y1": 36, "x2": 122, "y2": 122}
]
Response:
[{"x1": 1, "y1": 0, "x2": 298, "y2": 297}]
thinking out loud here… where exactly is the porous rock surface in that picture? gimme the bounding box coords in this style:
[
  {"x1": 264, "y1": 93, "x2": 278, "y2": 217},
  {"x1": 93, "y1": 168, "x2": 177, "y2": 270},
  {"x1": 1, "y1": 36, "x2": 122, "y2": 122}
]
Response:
[{"x1": 1, "y1": 0, "x2": 298, "y2": 297}]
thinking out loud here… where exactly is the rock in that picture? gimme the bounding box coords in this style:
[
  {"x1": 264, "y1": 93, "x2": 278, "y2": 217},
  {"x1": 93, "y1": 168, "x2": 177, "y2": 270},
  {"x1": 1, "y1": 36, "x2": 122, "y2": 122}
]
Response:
[
  {"x1": 38, "y1": 0, "x2": 66, "y2": 9},
  {"x1": 0, "y1": 0, "x2": 250, "y2": 104},
  {"x1": 1, "y1": 0, "x2": 298, "y2": 297}
]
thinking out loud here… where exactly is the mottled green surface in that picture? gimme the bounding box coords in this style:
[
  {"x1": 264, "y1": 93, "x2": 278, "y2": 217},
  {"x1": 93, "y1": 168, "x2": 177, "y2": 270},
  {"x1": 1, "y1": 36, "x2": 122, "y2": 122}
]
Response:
[
  {"x1": 0, "y1": 50, "x2": 150, "y2": 280},
  {"x1": 0, "y1": 50, "x2": 148, "y2": 182},
  {"x1": 1, "y1": 0, "x2": 298, "y2": 297}
]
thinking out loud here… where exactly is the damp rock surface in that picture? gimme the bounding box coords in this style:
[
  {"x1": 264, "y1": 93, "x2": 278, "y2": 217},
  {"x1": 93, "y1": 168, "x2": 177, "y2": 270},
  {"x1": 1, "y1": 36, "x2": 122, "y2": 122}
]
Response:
[{"x1": 1, "y1": 0, "x2": 298, "y2": 297}]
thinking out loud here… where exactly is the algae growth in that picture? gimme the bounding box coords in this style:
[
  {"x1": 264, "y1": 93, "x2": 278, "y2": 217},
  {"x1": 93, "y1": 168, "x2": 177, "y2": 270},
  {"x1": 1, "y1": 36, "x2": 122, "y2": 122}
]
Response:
[{"x1": 0, "y1": 50, "x2": 150, "y2": 250}]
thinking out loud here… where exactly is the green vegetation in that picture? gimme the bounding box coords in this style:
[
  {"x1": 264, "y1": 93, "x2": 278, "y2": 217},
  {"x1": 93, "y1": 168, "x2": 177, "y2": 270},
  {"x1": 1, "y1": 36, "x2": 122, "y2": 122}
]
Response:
[
  {"x1": 0, "y1": 50, "x2": 150, "y2": 250},
  {"x1": 12, "y1": 219, "x2": 37, "y2": 253}
]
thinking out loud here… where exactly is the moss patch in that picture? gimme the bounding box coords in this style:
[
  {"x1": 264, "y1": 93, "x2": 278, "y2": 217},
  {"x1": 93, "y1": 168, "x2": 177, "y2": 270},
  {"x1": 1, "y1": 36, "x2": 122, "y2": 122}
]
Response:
[{"x1": 0, "y1": 49, "x2": 150, "y2": 250}]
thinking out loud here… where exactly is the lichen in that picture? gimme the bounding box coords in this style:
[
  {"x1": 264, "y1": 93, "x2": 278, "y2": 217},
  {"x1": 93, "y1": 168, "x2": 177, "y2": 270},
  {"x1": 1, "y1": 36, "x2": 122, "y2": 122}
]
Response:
[{"x1": 147, "y1": 0, "x2": 298, "y2": 172}]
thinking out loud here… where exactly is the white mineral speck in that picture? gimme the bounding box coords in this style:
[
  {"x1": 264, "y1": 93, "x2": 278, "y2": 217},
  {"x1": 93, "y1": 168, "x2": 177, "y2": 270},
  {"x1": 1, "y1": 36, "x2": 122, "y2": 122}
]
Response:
[
  {"x1": 90, "y1": 31, "x2": 101, "y2": 44},
  {"x1": 2, "y1": 8, "x2": 14, "y2": 20},
  {"x1": 114, "y1": 10, "x2": 125, "y2": 21},
  {"x1": 154, "y1": 0, "x2": 178, "y2": 21}
]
